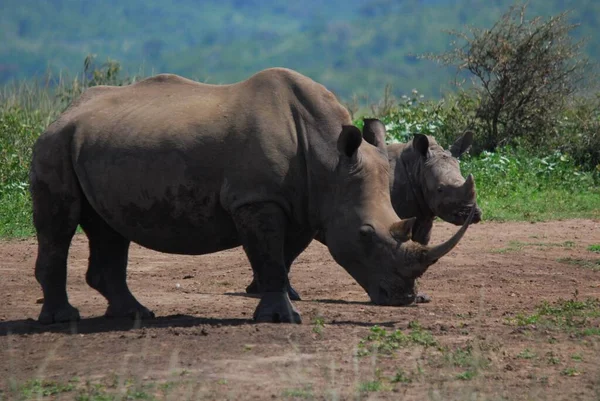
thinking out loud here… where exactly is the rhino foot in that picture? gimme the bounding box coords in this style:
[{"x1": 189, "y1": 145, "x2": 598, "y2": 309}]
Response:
[
  {"x1": 246, "y1": 279, "x2": 302, "y2": 301},
  {"x1": 38, "y1": 303, "x2": 81, "y2": 324},
  {"x1": 253, "y1": 292, "x2": 301, "y2": 324},
  {"x1": 415, "y1": 293, "x2": 432, "y2": 304},
  {"x1": 105, "y1": 302, "x2": 155, "y2": 320}
]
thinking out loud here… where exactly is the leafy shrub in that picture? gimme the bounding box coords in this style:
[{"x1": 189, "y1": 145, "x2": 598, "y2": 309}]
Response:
[{"x1": 425, "y1": 4, "x2": 591, "y2": 153}]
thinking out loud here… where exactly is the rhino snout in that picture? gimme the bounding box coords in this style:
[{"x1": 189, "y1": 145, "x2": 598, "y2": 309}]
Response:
[
  {"x1": 449, "y1": 205, "x2": 482, "y2": 225},
  {"x1": 368, "y1": 280, "x2": 417, "y2": 306}
]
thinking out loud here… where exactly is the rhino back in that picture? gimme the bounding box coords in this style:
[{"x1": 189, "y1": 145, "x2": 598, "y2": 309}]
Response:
[{"x1": 56, "y1": 69, "x2": 347, "y2": 253}]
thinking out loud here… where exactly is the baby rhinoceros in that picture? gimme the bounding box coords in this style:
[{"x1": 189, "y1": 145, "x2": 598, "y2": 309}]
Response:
[{"x1": 30, "y1": 68, "x2": 476, "y2": 325}]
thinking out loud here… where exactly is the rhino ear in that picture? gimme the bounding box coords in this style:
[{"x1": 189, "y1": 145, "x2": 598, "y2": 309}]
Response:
[
  {"x1": 449, "y1": 130, "x2": 474, "y2": 158},
  {"x1": 389, "y1": 217, "x2": 416, "y2": 243},
  {"x1": 362, "y1": 118, "x2": 387, "y2": 155},
  {"x1": 413, "y1": 134, "x2": 429, "y2": 158},
  {"x1": 338, "y1": 125, "x2": 363, "y2": 158}
]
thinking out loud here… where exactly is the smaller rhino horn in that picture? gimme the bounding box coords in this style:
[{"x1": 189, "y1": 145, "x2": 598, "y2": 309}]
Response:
[{"x1": 389, "y1": 217, "x2": 416, "y2": 243}]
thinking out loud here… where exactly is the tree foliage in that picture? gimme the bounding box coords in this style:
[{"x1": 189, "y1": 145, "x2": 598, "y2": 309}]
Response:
[{"x1": 425, "y1": 4, "x2": 593, "y2": 152}]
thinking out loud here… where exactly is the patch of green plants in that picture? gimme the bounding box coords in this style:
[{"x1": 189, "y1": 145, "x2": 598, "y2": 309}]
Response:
[
  {"x1": 561, "y1": 367, "x2": 582, "y2": 377},
  {"x1": 493, "y1": 240, "x2": 576, "y2": 254},
  {"x1": 282, "y1": 385, "x2": 313, "y2": 399},
  {"x1": 19, "y1": 379, "x2": 75, "y2": 398},
  {"x1": 557, "y1": 257, "x2": 600, "y2": 271},
  {"x1": 357, "y1": 380, "x2": 385, "y2": 393},
  {"x1": 390, "y1": 369, "x2": 412, "y2": 384},
  {"x1": 508, "y1": 295, "x2": 600, "y2": 337},
  {"x1": 587, "y1": 244, "x2": 600, "y2": 253},
  {"x1": 516, "y1": 348, "x2": 537, "y2": 360},
  {"x1": 440, "y1": 342, "x2": 489, "y2": 380},
  {"x1": 460, "y1": 148, "x2": 600, "y2": 222},
  {"x1": 455, "y1": 370, "x2": 477, "y2": 381},
  {"x1": 312, "y1": 316, "x2": 325, "y2": 335},
  {"x1": 546, "y1": 351, "x2": 561, "y2": 365},
  {"x1": 357, "y1": 321, "x2": 438, "y2": 357}
]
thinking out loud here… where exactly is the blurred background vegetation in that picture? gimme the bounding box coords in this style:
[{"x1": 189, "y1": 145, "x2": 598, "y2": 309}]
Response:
[{"x1": 1, "y1": 0, "x2": 599, "y2": 99}]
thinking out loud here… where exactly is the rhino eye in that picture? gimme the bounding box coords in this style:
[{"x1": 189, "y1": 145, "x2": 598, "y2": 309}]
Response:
[
  {"x1": 437, "y1": 187, "x2": 443, "y2": 193},
  {"x1": 359, "y1": 224, "x2": 375, "y2": 238}
]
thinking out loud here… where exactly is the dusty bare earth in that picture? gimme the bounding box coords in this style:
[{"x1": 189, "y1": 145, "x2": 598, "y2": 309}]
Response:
[{"x1": 1, "y1": 220, "x2": 599, "y2": 400}]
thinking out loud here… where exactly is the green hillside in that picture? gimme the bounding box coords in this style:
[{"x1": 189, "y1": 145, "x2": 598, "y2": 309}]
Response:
[{"x1": 1, "y1": 0, "x2": 598, "y2": 98}]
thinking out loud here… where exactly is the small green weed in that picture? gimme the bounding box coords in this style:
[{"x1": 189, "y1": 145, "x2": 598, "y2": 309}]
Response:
[
  {"x1": 456, "y1": 370, "x2": 477, "y2": 380},
  {"x1": 494, "y1": 240, "x2": 576, "y2": 254},
  {"x1": 557, "y1": 257, "x2": 600, "y2": 271},
  {"x1": 561, "y1": 367, "x2": 581, "y2": 377},
  {"x1": 390, "y1": 369, "x2": 412, "y2": 384},
  {"x1": 588, "y1": 244, "x2": 600, "y2": 253},
  {"x1": 358, "y1": 321, "x2": 438, "y2": 356},
  {"x1": 282, "y1": 385, "x2": 313, "y2": 399},
  {"x1": 516, "y1": 348, "x2": 537, "y2": 360},
  {"x1": 20, "y1": 379, "x2": 75, "y2": 398},
  {"x1": 508, "y1": 296, "x2": 600, "y2": 336},
  {"x1": 312, "y1": 316, "x2": 325, "y2": 335},
  {"x1": 357, "y1": 380, "x2": 385, "y2": 392},
  {"x1": 546, "y1": 351, "x2": 561, "y2": 365}
]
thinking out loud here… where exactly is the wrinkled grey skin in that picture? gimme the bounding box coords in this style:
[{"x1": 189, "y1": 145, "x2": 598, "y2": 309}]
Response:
[
  {"x1": 30, "y1": 68, "x2": 475, "y2": 325},
  {"x1": 247, "y1": 118, "x2": 482, "y2": 300}
]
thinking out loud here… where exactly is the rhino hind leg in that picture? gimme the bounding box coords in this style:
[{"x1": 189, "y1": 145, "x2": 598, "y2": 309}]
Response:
[
  {"x1": 233, "y1": 202, "x2": 301, "y2": 324},
  {"x1": 80, "y1": 199, "x2": 154, "y2": 320},
  {"x1": 30, "y1": 154, "x2": 81, "y2": 324}
]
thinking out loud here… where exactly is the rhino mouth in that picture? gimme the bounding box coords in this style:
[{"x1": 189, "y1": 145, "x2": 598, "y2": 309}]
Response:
[
  {"x1": 368, "y1": 284, "x2": 417, "y2": 306},
  {"x1": 447, "y1": 205, "x2": 482, "y2": 225}
]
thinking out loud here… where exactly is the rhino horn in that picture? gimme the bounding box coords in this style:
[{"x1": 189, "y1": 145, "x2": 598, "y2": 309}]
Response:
[
  {"x1": 423, "y1": 203, "x2": 476, "y2": 266},
  {"x1": 389, "y1": 217, "x2": 416, "y2": 242},
  {"x1": 463, "y1": 174, "x2": 475, "y2": 197}
]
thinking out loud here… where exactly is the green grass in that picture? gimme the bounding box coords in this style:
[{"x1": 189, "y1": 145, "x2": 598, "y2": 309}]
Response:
[
  {"x1": 18, "y1": 379, "x2": 75, "y2": 398},
  {"x1": 508, "y1": 297, "x2": 600, "y2": 336},
  {"x1": 357, "y1": 321, "x2": 438, "y2": 357},
  {"x1": 557, "y1": 257, "x2": 600, "y2": 271},
  {"x1": 461, "y1": 149, "x2": 600, "y2": 222},
  {"x1": 588, "y1": 244, "x2": 600, "y2": 253},
  {"x1": 516, "y1": 348, "x2": 537, "y2": 360},
  {"x1": 493, "y1": 240, "x2": 575, "y2": 254},
  {"x1": 357, "y1": 380, "x2": 385, "y2": 393},
  {"x1": 282, "y1": 385, "x2": 313, "y2": 399}
]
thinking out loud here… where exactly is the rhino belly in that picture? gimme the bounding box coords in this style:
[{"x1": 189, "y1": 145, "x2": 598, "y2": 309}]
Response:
[{"x1": 74, "y1": 147, "x2": 240, "y2": 255}]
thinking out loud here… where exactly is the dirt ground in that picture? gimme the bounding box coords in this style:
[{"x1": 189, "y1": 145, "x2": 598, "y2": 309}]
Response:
[{"x1": 1, "y1": 219, "x2": 599, "y2": 400}]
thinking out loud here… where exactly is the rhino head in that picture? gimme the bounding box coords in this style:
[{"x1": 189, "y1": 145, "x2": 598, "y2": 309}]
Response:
[
  {"x1": 364, "y1": 119, "x2": 482, "y2": 227},
  {"x1": 322, "y1": 124, "x2": 475, "y2": 306}
]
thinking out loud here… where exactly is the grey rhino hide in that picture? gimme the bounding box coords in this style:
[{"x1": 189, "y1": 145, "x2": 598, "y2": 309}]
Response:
[{"x1": 30, "y1": 68, "x2": 474, "y2": 325}]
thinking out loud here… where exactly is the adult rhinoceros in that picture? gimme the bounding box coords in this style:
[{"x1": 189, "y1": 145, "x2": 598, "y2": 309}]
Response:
[
  {"x1": 246, "y1": 118, "x2": 482, "y2": 300},
  {"x1": 30, "y1": 68, "x2": 474, "y2": 324}
]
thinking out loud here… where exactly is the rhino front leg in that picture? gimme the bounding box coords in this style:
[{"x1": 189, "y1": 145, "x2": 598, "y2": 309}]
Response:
[
  {"x1": 80, "y1": 201, "x2": 154, "y2": 320},
  {"x1": 246, "y1": 274, "x2": 301, "y2": 300},
  {"x1": 233, "y1": 202, "x2": 301, "y2": 324},
  {"x1": 412, "y1": 217, "x2": 433, "y2": 304}
]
